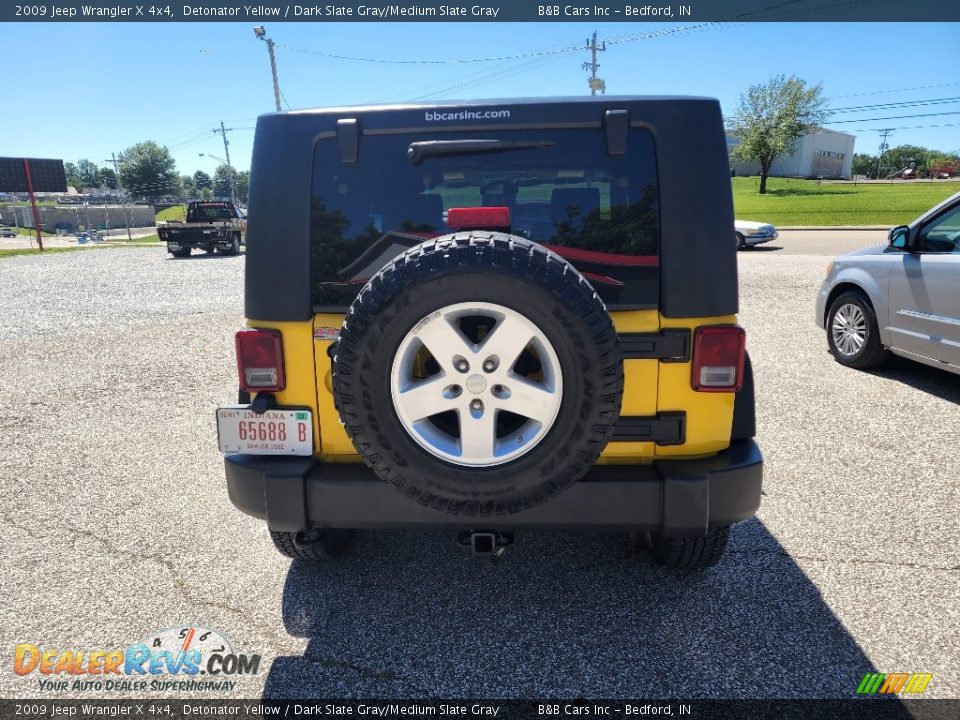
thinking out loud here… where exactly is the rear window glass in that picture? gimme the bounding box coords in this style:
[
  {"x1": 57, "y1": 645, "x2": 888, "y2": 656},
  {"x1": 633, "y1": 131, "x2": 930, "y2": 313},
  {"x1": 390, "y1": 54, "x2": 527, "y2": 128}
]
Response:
[
  {"x1": 310, "y1": 127, "x2": 659, "y2": 308},
  {"x1": 187, "y1": 203, "x2": 235, "y2": 222}
]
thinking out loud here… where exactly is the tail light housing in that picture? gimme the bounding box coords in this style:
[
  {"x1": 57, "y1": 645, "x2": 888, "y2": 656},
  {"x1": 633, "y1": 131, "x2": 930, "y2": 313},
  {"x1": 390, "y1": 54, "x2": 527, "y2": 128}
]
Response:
[
  {"x1": 691, "y1": 326, "x2": 746, "y2": 392},
  {"x1": 446, "y1": 206, "x2": 511, "y2": 230},
  {"x1": 235, "y1": 329, "x2": 285, "y2": 392}
]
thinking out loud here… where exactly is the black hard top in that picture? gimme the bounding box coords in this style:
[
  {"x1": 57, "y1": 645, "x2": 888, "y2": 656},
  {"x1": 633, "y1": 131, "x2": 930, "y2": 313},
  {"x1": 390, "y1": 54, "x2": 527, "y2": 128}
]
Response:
[{"x1": 245, "y1": 96, "x2": 738, "y2": 320}]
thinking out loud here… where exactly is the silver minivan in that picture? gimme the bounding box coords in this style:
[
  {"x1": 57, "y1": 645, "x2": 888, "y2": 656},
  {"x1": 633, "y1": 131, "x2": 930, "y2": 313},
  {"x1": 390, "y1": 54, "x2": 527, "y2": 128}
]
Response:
[{"x1": 816, "y1": 191, "x2": 960, "y2": 375}]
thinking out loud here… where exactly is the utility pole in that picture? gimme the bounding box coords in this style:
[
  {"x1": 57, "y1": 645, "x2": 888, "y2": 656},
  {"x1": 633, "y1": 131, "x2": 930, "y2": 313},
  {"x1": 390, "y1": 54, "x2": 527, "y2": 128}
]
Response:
[
  {"x1": 106, "y1": 153, "x2": 133, "y2": 242},
  {"x1": 582, "y1": 32, "x2": 606, "y2": 96},
  {"x1": 254, "y1": 26, "x2": 282, "y2": 111},
  {"x1": 212, "y1": 121, "x2": 237, "y2": 205},
  {"x1": 876, "y1": 128, "x2": 894, "y2": 181}
]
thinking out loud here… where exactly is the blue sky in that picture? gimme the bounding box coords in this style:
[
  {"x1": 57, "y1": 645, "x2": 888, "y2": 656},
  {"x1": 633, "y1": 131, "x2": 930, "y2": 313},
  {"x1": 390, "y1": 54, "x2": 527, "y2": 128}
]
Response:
[{"x1": 2, "y1": 21, "x2": 958, "y2": 179}]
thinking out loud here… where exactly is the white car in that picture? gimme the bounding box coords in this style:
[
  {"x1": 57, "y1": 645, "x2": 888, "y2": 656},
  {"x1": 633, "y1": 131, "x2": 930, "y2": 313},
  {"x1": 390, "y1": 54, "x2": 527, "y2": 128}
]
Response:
[{"x1": 735, "y1": 220, "x2": 778, "y2": 250}]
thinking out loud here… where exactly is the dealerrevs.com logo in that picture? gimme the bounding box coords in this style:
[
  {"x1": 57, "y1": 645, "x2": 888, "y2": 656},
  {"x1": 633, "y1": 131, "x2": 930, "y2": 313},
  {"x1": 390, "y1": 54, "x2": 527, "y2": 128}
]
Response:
[
  {"x1": 425, "y1": 109, "x2": 511, "y2": 122},
  {"x1": 13, "y1": 626, "x2": 261, "y2": 693}
]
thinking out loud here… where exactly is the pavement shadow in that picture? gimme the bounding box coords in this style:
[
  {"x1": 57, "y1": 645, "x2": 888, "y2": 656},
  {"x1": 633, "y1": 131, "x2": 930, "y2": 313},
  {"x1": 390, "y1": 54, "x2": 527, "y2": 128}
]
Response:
[
  {"x1": 263, "y1": 519, "x2": 883, "y2": 699},
  {"x1": 864, "y1": 356, "x2": 960, "y2": 405}
]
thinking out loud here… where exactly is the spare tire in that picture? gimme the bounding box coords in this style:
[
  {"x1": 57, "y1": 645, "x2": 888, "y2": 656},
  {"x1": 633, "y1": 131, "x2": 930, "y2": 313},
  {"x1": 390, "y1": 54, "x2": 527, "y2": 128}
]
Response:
[{"x1": 332, "y1": 232, "x2": 623, "y2": 515}]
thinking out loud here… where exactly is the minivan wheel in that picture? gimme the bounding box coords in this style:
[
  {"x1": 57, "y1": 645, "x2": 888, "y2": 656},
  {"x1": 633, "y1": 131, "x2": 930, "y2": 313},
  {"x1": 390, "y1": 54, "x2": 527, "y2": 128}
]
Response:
[
  {"x1": 826, "y1": 291, "x2": 889, "y2": 369},
  {"x1": 270, "y1": 529, "x2": 356, "y2": 561},
  {"x1": 634, "y1": 526, "x2": 730, "y2": 570},
  {"x1": 333, "y1": 232, "x2": 623, "y2": 516}
]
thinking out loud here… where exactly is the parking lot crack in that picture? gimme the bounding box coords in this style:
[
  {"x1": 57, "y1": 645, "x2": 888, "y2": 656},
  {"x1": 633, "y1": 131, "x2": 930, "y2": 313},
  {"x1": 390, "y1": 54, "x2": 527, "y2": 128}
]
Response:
[{"x1": 0, "y1": 513, "x2": 287, "y2": 639}]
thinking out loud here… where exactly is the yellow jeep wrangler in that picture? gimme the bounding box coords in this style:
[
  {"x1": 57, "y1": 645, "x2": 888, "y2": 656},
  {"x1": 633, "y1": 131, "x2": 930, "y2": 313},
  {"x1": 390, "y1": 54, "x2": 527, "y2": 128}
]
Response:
[{"x1": 217, "y1": 97, "x2": 762, "y2": 569}]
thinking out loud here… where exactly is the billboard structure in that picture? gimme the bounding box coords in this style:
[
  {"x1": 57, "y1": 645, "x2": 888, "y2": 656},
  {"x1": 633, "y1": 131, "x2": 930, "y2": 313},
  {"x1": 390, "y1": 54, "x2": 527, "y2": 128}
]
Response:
[{"x1": 0, "y1": 157, "x2": 68, "y2": 251}]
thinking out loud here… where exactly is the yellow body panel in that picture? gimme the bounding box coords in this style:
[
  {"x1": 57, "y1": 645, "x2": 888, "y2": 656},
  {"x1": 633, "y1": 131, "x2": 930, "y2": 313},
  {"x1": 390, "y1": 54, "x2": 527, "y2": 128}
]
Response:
[
  {"x1": 598, "y1": 310, "x2": 659, "y2": 463},
  {"x1": 653, "y1": 314, "x2": 738, "y2": 458},
  {"x1": 253, "y1": 309, "x2": 739, "y2": 464},
  {"x1": 312, "y1": 314, "x2": 361, "y2": 458},
  {"x1": 246, "y1": 319, "x2": 324, "y2": 453}
]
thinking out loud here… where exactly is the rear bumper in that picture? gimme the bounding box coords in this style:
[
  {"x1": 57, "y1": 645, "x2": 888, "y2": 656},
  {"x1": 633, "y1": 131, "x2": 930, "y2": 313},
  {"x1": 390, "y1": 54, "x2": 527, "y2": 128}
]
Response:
[{"x1": 224, "y1": 440, "x2": 762, "y2": 537}]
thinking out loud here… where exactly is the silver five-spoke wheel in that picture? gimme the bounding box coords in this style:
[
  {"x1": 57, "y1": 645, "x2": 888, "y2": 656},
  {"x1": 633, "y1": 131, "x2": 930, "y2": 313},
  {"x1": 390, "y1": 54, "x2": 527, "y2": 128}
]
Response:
[{"x1": 390, "y1": 301, "x2": 563, "y2": 467}]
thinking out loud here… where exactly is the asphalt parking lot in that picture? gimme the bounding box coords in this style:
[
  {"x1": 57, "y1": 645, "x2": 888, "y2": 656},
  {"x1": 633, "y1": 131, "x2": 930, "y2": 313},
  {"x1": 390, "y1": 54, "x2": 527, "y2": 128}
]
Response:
[{"x1": 0, "y1": 233, "x2": 957, "y2": 700}]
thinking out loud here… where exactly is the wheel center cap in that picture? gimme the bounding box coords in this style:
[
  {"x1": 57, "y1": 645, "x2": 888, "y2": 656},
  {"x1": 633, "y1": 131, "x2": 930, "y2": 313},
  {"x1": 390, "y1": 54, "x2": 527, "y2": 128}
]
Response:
[{"x1": 466, "y1": 374, "x2": 487, "y2": 394}]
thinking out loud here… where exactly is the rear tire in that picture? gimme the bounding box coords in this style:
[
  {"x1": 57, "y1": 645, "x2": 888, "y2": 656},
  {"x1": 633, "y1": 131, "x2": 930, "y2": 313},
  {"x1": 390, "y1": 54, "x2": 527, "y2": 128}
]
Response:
[
  {"x1": 635, "y1": 526, "x2": 731, "y2": 570},
  {"x1": 171, "y1": 247, "x2": 191, "y2": 258},
  {"x1": 736, "y1": 232, "x2": 746, "y2": 251},
  {"x1": 270, "y1": 529, "x2": 356, "y2": 561},
  {"x1": 227, "y1": 234, "x2": 240, "y2": 256}
]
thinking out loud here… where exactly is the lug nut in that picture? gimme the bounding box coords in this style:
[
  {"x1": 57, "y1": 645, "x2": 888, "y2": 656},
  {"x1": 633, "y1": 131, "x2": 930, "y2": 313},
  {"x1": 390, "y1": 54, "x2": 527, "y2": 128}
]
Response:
[
  {"x1": 455, "y1": 359, "x2": 469, "y2": 373},
  {"x1": 450, "y1": 385, "x2": 462, "y2": 396},
  {"x1": 492, "y1": 384, "x2": 504, "y2": 395},
  {"x1": 483, "y1": 358, "x2": 498, "y2": 372},
  {"x1": 470, "y1": 399, "x2": 484, "y2": 411}
]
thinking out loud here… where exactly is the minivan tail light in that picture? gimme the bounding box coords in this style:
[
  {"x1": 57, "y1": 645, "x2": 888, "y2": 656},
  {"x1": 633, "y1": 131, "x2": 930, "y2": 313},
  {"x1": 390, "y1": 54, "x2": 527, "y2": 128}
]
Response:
[
  {"x1": 235, "y1": 329, "x2": 285, "y2": 392},
  {"x1": 691, "y1": 326, "x2": 746, "y2": 392}
]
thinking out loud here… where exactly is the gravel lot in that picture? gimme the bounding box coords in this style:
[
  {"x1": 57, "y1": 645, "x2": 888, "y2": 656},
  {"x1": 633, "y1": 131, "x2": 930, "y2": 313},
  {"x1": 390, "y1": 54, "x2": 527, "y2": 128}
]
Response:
[{"x1": 0, "y1": 238, "x2": 957, "y2": 700}]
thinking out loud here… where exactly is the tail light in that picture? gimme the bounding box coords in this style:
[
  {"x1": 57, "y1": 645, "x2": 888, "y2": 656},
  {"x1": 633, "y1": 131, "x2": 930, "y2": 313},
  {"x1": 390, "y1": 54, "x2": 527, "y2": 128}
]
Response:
[
  {"x1": 235, "y1": 329, "x2": 285, "y2": 392},
  {"x1": 691, "y1": 326, "x2": 746, "y2": 392},
  {"x1": 446, "y1": 206, "x2": 511, "y2": 230}
]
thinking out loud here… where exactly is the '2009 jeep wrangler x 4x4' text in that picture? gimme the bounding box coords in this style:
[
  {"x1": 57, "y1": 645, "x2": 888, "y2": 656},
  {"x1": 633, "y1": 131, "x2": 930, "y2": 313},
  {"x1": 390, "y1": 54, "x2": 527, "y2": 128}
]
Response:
[{"x1": 216, "y1": 97, "x2": 762, "y2": 569}]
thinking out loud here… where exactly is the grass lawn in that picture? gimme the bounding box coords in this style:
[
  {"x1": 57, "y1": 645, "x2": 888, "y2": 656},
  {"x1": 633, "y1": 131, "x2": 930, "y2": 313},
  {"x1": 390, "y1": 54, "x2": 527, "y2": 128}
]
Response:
[
  {"x1": 0, "y1": 247, "x2": 91, "y2": 259},
  {"x1": 155, "y1": 205, "x2": 186, "y2": 222},
  {"x1": 7, "y1": 227, "x2": 56, "y2": 237},
  {"x1": 732, "y1": 178, "x2": 960, "y2": 226}
]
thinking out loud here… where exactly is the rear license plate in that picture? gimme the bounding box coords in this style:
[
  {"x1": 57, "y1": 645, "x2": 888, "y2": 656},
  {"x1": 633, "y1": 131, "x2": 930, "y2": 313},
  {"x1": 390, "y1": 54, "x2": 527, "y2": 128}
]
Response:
[{"x1": 216, "y1": 406, "x2": 313, "y2": 455}]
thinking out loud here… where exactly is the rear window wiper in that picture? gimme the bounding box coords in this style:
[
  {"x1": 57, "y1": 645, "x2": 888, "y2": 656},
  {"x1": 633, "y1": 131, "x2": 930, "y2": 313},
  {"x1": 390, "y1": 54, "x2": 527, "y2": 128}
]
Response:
[{"x1": 407, "y1": 139, "x2": 554, "y2": 166}]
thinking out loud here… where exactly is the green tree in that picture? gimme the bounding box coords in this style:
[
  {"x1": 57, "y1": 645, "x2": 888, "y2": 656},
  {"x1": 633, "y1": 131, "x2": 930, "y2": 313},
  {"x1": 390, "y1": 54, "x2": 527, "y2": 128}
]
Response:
[
  {"x1": 117, "y1": 141, "x2": 178, "y2": 201},
  {"x1": 193, "y1": 170, "x2": 212, "y2": 190},
  {"x1": 64, "y1": 162, "x2": 82, "y2": 190},
  {"x1": 235, "y1": 170, "x2": 250, "y2": 204},
  {"x1": 851, "y1": 153, "x2": 878, "y2": 178},
  {"x1": 99, "y1": 167, "x2": 118, "y2": 189},
  {"x1": 180, "y1": 174, "x2": 196, "y2": 198},
  {"x1": 212, "y1": 163, "x2": 237, "y2": 200},
  {"x1": 880, "y1": 145, "x2": 931, "y2": 177},
  {"x1": 728, "y1": 75, "x2": 828, "y2": 194},
  {"x1": 76, "y1": 159, "x2": 101, "y2": 188}
]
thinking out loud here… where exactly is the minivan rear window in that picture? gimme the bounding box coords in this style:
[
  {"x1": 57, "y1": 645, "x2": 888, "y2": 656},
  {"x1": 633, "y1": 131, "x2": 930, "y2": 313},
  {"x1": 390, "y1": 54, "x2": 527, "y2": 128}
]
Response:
[{"x1": 310, "y1": 126, "x2": 659, "y2": 309}]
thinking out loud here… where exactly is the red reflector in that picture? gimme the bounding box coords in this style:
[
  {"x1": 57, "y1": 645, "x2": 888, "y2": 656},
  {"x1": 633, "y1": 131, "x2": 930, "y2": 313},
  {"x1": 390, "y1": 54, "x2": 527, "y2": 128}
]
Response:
[
  {"x1": 446, "y1": 206, "x2": 511, "y2": 230},
  {"x1": 235, "y1": 329, "x2": 285, "y2": 393},
  {"x1": 691, "y1": 326, "x2": 746, "y2": 392}
]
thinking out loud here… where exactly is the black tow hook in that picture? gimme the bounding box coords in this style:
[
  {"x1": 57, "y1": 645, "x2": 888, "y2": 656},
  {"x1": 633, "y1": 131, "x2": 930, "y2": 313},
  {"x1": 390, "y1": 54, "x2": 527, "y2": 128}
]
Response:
[{"x1": 458, "y1": 531, "x2": 514, "y2": 558}]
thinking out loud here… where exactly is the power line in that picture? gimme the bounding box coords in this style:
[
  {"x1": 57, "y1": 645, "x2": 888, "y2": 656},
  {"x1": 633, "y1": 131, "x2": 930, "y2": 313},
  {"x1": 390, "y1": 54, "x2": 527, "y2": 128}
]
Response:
[
  {"x1": 827, "y1": 96, "x2": 960, "y2": 114},
  {"x1": 826, "y1": 110, "x2": 960, "y2": 124},
  {"x1": 831, "y1": 81, "x2": 960, "y2": 99},
  {"x1": 275, "y1": 41, "x2": 583, "y2": 65},
  {"x1": 823, "y1": 122, "x2": 960, "y2": 132}
]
